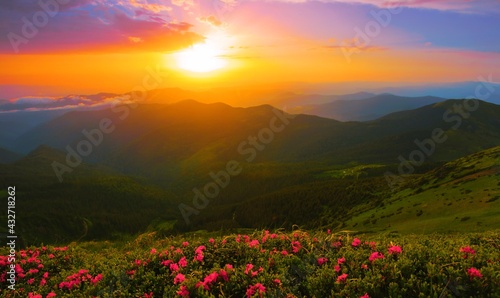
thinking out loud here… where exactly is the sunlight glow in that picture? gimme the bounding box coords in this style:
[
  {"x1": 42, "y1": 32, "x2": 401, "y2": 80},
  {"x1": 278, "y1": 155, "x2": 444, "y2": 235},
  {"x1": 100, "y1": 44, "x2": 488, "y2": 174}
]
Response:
[{"x1": 174, "y1": 39, "x2": 228, "y2": 73}]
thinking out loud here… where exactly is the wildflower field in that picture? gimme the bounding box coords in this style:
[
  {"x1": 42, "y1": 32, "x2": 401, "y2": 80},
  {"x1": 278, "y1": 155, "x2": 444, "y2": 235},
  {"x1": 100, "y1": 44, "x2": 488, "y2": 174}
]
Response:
[{"x1": 1, "y1": 230, "x2": 499, "y2": 298}]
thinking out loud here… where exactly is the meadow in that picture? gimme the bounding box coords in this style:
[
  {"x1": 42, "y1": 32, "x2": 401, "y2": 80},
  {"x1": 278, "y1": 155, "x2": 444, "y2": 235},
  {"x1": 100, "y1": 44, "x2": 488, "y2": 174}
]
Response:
[{"x1": 1, "y1": 229, "x2": 499, "y2": 297}]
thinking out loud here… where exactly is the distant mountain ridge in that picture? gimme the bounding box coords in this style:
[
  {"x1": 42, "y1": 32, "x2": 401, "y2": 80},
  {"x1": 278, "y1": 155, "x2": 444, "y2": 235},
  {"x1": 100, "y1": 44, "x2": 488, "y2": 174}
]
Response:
[
  {"x1": 290, "y1": 94, "x2": 446, "y2": 121},
  {"x1": 10, "y1": 99, "x2": 500, "y2": 178}
]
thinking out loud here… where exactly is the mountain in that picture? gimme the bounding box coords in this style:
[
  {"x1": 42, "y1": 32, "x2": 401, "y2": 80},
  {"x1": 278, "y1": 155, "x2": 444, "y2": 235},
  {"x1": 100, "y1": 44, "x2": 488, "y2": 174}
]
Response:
[
  {"x1": 0, "y1": 110, "x2": 72, "y2": 150},
  {"x1": 0, "y1": 145, "x2": 180, "y2": 244},
  {"x1": 2, "y1": 99, "x2": 499, "y2": 242},
  {"x1": 13, "y1": 99, "x2": 500, "y2": 173},
  {"x1": 378, "y1": 81, "x2": 500, "y2": 105},
  {"x1": 291, "y1": 94, "x2": 446, "y2": 121}
]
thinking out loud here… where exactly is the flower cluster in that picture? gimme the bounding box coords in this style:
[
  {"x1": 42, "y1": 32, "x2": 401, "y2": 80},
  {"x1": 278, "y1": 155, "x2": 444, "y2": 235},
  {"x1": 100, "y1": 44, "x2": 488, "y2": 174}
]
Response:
[
  {"x1": 59, "y1": 269, "x2": 102, "y2": 290},
  {"x1": 0, "y1": 230, "x2": 497, "y2": 297}
]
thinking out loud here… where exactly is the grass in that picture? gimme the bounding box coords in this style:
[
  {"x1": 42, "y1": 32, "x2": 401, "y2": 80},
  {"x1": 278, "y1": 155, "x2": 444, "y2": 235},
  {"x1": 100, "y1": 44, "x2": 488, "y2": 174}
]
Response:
[{"x1": 345, "y1": 147, "x2": 500, "y2": 234}]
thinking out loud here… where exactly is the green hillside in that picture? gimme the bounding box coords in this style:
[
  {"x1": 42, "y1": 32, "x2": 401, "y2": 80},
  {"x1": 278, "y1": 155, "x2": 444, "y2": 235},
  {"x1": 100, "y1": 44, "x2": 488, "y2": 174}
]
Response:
[
  {"x1": 344, "y1": 146, "x2": 500, "y2": 234},
  {"x1": 1, "y1": 100, "x2": 499, "y2": 244},
  {"x1": 0, "y1": 146, "x2": 181, "y2": 245}
]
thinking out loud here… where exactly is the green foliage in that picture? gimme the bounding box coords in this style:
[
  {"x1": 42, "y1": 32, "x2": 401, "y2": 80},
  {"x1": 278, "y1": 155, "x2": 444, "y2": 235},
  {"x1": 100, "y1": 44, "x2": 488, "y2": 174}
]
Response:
[
  {"x1": 1, "y1": 230, "x2": 499, "y2": 297},
  {"x1": 345, "y1": 146, "x2": 500, "y2": 234}
]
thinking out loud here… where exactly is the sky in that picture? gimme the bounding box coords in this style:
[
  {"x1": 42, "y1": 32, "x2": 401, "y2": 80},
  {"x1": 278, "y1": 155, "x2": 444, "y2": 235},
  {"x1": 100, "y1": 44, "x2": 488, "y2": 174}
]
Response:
[{"x1": 0, "y1": 0, "x2": 499, "y2": 99}]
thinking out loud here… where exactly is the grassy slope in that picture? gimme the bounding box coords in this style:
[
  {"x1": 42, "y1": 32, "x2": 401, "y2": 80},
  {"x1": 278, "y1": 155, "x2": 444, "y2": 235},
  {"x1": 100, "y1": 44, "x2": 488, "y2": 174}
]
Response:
[{"x1": 344, "y1": 146, "x2": 500, "y2": 234}]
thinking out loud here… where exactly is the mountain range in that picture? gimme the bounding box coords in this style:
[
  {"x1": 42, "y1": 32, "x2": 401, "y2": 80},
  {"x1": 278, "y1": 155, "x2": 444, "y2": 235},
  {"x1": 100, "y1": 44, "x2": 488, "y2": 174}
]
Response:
[{"x1": 0, "y1": 96, "x2": 499, "y2": 244}]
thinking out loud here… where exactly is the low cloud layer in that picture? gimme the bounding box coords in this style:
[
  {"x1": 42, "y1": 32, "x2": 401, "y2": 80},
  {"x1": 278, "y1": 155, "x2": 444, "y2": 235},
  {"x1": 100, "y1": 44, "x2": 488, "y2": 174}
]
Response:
[{"x1": 0, "y1": 94, "x2": 131, "y2": 112}]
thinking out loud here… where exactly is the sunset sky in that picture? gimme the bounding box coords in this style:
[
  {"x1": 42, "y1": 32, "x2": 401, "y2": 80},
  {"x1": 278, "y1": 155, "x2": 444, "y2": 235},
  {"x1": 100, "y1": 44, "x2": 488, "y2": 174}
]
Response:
[{"x1": 1, "y1": 0, "x2": 499, "y2": 99}]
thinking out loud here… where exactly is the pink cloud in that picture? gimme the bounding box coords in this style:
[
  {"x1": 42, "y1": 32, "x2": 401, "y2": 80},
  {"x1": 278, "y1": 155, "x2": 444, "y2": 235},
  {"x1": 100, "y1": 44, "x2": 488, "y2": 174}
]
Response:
[{"x1": 0, "y1": 1, "x2": 202, "y2": 54}]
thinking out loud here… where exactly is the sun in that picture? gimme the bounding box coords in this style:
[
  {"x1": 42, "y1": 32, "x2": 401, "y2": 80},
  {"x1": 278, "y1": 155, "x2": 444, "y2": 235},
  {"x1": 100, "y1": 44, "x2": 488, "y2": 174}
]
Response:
[{"x1": 174, "y1": 41, "x2": 227, "y2": 73}]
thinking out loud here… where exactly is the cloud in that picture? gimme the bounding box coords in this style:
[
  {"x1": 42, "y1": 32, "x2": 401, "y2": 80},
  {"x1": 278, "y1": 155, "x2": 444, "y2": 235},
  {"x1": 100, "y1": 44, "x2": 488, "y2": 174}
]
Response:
[
  {"x1": 128, "y1": 0, "x2": 172, "y2": 13},
  {"x1": 198, "y1": 15, "x2": 223, "y2": 27},
  {"x1": 0, "y1": 0, "x2": 203, "y2": 54},
  {"x1": 171, "y1": 0, "x2": 194, "y2": 9},
  {"x1": 258, "y1": 0, "x2": 500, "y2": 14},
  {"x1": 0, "y1": 94, "x2": 132, "y2": 112}
]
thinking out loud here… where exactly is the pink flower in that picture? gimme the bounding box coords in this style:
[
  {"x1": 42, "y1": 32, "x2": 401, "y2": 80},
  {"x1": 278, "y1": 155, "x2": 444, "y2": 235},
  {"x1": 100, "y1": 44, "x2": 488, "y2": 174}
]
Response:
[
  {"x1": 219, "y1": 269, "x2": 228, "y2": 281},
  {"x1": 360, "y1": 293, "x2": 370, "y2": 298},
  {"x1": 467, "y1": 267, "x2": 483, "y2": 279},
  {"x1": 143, "y1": 292, "x2": 153, "y2": 298},
  {"x1": 174, "y1": 273, "x2": 185, "y2": 285},
  {"x1": 46, "y1": 292, "x2": 57, "y2": 298},
  {"x1": 27, "y1": 278, "x2": 35, "y2": 284},
  {"x1": 388, "y1": 245, "x2": 402, "y2": 255},
  {"x1": 369, "y1": 252, "x2": 384, "y2": 262},
  {"x1": 337, "y1": 273, "x2": 348, "y2": 283},
  {"x1": 178, "y1": 256, "x2": 188, "y2": 268},
  {"x1": 196, "y1": 272, "x2": 219, "y2": 290},
  {"x1": 334, "y1": 265, "x2": 341, "y2": 273},
  {"x1": 169, "y1": 263, "x2": 180, "y2": 272},
  {"x1": 361, "y1": 264, "x2": 368, "y2": 270},
  {"x1": 194, "y1": 253, "x2": 204, "y2": 262},
  {"x1": 281, "y1": 250, "x2": 289, "y2": 256},
  {"x1": 28, "y1": 293, "x2": 42, "y2": 298},
  {"x1": 273, "y1": 279, "x2": 281, "y2": 285},
  {"x1": 40, "y1": 278, "x2": 47, "y2": 286},
  {"x1": 291, "y1": 241, "x2": 302, "y2": 253},
  {"x1": 126, "y1": 270, "x2": 135, "y2": 276},
  {"x1": 182, "y1": 241, "x2": 189, "y2": 247},
  {"x1": 460, "y1": 246, "x2": 475, "y2": 254},
  {"x1": 352, "y1": 238, "x2": 361, "y2": 247},
  {"x1": 92, "y1": 274, "x2": 103, "y2": 285},
  {"x1": 196, "y1": 281, "x2": 209, "y2": 291},
  {"x1": 150, "y1": 248, "x2": 157, "y2": 255},
  {"x1": 245, "y1": 264, "x2": 254, "y2": 274},
  {"x1": 249, "y1": 239, "x2": 260, "y2": 248},
  {"x1": 337, "y1": 257, "x2": 346, "y2": 265},
  {"x1": 177, "y1": 285, "x2": 189, "y2": 297},
  {"x1": 194, "y1": 245, "x2": 206, "y2": 262},
  {"x1": 43, "y1": 272, "x2": 49, "y2": 279},
  {"x1": 317, "y1": 257, "x2": 328, "y2": 266},
  {"x1": 460, "y1": 246, "x2": 476, "y2": 258},
  {"x1": 246, "y1": 283, "x2": 266, "y2": 298},
  {"x1": 209, "y1": 238, "x2": 215, "y2": 244},
  {"x1": 205, "y1": 272, "x2": 219, "y2": 284}
]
